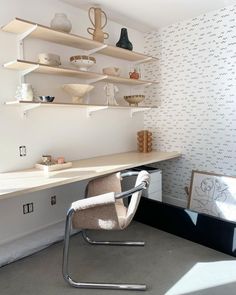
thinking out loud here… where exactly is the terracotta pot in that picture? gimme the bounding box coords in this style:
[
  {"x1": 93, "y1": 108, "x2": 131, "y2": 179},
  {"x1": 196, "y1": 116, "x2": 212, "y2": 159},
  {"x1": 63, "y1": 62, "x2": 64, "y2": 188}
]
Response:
[{"x1": 129, "y1": 69, "x2": 140, "y2": 79}]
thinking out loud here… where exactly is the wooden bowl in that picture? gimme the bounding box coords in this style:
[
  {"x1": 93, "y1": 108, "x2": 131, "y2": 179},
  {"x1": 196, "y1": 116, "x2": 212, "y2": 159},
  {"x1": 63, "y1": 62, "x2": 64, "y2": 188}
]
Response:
[{"x1": 124, "y1": 95, "x2": 145, "y2": 106}]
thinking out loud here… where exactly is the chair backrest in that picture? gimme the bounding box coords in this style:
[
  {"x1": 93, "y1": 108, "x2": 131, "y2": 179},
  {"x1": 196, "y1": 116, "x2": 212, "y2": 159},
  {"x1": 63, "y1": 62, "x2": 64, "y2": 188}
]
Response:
[
  {"x1": 86, "y1": 172, "x2": 124, "y2": 207},
  {"x1": 124, "y1": 170, "x2": 150, "y2": 227}
]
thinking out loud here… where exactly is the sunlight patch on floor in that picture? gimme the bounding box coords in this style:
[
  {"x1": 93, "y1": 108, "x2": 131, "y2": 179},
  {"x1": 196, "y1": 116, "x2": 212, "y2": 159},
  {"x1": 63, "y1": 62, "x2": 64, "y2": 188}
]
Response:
[{"x1": 165, "y1": 260, "x2": 236, "y2": 295}]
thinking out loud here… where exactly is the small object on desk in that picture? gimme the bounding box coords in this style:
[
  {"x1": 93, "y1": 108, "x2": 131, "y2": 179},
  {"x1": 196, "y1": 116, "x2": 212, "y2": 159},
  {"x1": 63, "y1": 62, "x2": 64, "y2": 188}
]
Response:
[
  {"x1": 35, "y1": 161, "x2": 72, "y2": 172},
  {"x1": 57, "y1": 156, "x2": 65, "y2": 164},
  {"x1": 137, "y1": 130, "x2": 152, "y2": 153},
  {"x1": 42, "y1": 155, "x2": 52, "y2": 165}
]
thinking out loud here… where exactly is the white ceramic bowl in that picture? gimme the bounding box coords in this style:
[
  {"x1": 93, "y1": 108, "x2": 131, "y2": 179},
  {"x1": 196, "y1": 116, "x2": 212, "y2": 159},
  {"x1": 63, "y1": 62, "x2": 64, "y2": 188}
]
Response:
[
  {"x1": 70, "y1": 55, "x2": 96, "y2": 71},
  {"x1": 102, "y1": 67, "x2": 121, "y2": 76},
  {"x1": 124, "y1": 95, "x2": 145, "y2": 106},
  {"x1": 62, "y1": 84, "x2": 94, "y2": 103},
  {"x1": 38, "y1": 53, "x2": 61, "y2": 67}
]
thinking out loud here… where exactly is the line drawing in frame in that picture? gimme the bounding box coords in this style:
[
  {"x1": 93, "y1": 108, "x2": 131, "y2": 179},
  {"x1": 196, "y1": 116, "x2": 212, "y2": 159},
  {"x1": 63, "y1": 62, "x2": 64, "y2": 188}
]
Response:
[{"x1": 189, "y1": 170, "x2": 236, "y2": 222}]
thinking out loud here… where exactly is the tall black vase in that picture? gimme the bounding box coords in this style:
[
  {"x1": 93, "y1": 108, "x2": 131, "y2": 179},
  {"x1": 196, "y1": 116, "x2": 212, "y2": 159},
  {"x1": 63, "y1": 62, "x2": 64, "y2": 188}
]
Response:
[{"x1": 116, "y1": 28, "x2": 133, "y2": 51}]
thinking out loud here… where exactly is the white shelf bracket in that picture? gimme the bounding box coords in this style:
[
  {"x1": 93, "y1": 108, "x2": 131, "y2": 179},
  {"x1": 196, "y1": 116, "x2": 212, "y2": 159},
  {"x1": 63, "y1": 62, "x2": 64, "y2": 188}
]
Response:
[
  {"x1": 85, "y1": 44, "x2": 108, "y2": 56},
  {"x1": 86, "y1": 106, "x2": 108, "y2": 118},
  {"x1": 130, "y1": 107, "x2": 150, "y2": 118},
  {"x1": 17, "y1": 25, "x2": 38, "y2": 60},
  {"x1": 19, "y1": 103, "x2": 40, "y2": 119},
  {"x1": 87, "y1": 75, "x2": 108, "y2": 84},
  {"x1": 19, "y1": 64, "x2": 39, "y2": 84},
  {"x1": 133, "y1": 57, "x2": 153, "y2": 66}
]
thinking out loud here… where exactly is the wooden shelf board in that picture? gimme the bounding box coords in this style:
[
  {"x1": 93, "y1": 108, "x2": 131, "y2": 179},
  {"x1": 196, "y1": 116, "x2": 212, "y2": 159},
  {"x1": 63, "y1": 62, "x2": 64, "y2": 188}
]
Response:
[
  {"x1": 2, "y1": 18, "x2": 157, "y2": 62},
  {"x1": 5, "y1": 100, "x2": 158, "y2": 110},
  {"x1": 4, "y1": 60, "x2": 159, "y2": 85},
  {"x1": 4, "y1": 60, "x2": 102, "y2": 79}
]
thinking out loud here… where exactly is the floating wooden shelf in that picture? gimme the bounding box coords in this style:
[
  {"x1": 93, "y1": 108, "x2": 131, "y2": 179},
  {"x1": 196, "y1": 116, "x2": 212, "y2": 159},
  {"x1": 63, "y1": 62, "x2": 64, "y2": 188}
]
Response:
[
  {"x1": 2, "y1": 18, "x2": 158, "y2": 62},
  {"x1": 5, "y1": 100, "x2": 157, "y2": 118},
  {"x1": 4, "y1": 60, "x2": 158, "y2": 85}
]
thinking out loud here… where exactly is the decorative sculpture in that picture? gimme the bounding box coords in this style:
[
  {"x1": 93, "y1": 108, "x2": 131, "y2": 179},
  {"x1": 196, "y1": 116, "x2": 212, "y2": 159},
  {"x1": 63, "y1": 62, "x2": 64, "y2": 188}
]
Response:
[
  {"x1": 87, "y1": 7, "x2": 109, "y2": 43},
  {"x1": 104, "y1": 83, "x2": 119, "y2": 106},
  {"x1": 137, "y1": 130, "x2": 153, "y2": 153}
]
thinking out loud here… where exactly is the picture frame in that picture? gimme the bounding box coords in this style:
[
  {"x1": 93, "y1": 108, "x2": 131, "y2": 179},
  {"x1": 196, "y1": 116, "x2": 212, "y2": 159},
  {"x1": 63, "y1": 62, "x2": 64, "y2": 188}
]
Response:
[{"x1": 189, "y1": 170, "x2": 236, "y2": 222}]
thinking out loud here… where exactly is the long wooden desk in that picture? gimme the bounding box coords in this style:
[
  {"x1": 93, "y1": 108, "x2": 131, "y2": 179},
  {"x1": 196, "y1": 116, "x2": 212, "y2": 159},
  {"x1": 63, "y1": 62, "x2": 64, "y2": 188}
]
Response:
[{"x1": 0, "y1": 151, "x2": 181, "y2": 199}]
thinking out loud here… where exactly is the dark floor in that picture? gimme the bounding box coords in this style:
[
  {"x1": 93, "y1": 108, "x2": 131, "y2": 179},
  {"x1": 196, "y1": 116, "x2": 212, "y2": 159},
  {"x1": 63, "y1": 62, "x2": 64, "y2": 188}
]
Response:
[{"x1": 0, "y1": 222, "x2": 236, "y2": 295}]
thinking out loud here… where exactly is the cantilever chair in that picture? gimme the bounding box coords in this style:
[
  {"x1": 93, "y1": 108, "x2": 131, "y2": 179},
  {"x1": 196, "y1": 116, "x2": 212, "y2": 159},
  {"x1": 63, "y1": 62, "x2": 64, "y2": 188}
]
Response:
[{"x1": 62, "y1": 170, "x2": 150, "y2": 291}]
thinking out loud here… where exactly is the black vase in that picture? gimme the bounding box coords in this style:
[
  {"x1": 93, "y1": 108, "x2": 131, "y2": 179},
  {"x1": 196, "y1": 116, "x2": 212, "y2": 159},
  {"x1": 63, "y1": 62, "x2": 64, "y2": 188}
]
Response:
[{"x1": 116, "y1": 28, "x2": 133, "y2": 51}]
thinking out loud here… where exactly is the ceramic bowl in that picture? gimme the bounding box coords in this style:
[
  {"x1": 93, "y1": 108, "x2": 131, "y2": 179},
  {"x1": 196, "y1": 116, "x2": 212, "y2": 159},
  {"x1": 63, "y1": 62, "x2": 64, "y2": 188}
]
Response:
[
  {"x1": 62, "y1": 84, "x2": 94, "y2": 103},
  {"x1": 38, "y1": 53, "x2": 61, "y2": 67},
  {"x1": 102, "y1": 67, "x2": 121, "y2": 76},
  {"x1": 124, "y1": 95, "x2": 145, "y2": 106},
  {"x1": 70, "y1": 55, "x2": 96, "y2": 71},
  {"x1": 38, "y1": 96, "x2": 55, "y2": 102}
]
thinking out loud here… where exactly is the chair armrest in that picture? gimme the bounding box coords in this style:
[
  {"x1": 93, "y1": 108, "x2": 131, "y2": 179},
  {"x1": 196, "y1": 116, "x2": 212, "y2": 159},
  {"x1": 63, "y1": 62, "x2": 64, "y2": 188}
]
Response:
[
  {"x1": 71, "y1": 192, "x2": 116, "y2": 211},
  {"x1": 116, "y1": 170, "x2": 150, "y2": 199}
]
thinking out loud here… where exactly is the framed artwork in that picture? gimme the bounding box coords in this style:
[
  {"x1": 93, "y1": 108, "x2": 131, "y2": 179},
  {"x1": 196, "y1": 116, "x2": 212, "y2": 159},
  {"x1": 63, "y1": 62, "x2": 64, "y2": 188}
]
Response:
[{"x1": 189, "y1": 170, "x2": 236, "y2": 222}]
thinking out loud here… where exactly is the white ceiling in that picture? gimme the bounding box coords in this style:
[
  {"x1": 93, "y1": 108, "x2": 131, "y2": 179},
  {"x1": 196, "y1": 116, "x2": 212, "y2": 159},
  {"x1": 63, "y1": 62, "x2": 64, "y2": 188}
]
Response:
[{"x1": 62, "y1": 0, "x2": 236, "y2": 32}]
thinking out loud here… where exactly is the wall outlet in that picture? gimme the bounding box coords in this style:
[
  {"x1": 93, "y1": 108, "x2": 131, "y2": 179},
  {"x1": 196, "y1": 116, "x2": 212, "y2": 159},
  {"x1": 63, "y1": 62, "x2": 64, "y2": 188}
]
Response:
[
  {"x1": 23, "y1": 203, "x2": 34, "y2": 214},
  {"x1": 19, "y1": 146, "x2": 26, "y2": 157},
  {"x1": 51, "y1": 195, "x2": 56, "y2": 206}
]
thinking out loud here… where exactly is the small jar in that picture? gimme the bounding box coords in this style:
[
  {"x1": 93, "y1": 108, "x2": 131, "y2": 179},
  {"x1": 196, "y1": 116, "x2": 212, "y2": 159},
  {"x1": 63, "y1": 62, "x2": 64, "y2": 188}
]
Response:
[
  {"x1": 57, "y1": 157, "x2": 65, "y2": 164},
  {"x1": 50, "y1": 13, "x2": 72, "y2": 33}
]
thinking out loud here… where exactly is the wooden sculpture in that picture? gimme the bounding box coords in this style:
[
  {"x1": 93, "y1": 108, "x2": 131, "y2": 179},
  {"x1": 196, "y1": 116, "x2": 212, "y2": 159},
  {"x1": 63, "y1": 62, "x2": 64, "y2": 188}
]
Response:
[
  {"x1": 87, "y1": 7, "x2": 109, "y2": 43},
  {"x1": 137, "y1": 130, "x2": 153, "y2": 153}
]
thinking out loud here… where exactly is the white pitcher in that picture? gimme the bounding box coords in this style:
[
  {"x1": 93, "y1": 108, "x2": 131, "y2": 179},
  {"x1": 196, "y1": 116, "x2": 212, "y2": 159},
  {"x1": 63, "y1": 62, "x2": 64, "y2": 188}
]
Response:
[{"x1": 15, "y1": 83, "x2": 34, "y2": 101}]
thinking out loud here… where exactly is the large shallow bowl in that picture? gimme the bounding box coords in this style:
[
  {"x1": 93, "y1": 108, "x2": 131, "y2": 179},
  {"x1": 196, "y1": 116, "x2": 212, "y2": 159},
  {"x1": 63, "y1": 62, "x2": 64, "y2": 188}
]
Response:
[
  {"x1": 62, "y1": 84, "x2": 94, "y2": 103},
  {"x1": 70, "y1": 55, "x2": 96, "y2": 71},
  {"x1": 102, "y1": 67, "x2": 121, "y2": 76},
  {"x1": 124, "y1": 95, "x2": 145, "y2": 106}
]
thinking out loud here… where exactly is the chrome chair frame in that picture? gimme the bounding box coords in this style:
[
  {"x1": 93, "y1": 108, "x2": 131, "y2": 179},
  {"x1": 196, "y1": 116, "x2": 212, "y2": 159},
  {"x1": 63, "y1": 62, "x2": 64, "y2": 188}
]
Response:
[{"x1": 62, "y1": 171, "x2": 149, "y2": 291}]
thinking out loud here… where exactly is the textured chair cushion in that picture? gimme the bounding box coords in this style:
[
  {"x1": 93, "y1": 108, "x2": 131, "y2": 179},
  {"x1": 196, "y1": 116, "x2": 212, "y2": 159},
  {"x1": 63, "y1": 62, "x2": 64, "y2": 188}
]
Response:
[
  {"x1": 71, "y1": 171, "x2": 149, "y2": 231},
  {"x1": 72, "y1": 192, "x2": 121, "y2": 230}
]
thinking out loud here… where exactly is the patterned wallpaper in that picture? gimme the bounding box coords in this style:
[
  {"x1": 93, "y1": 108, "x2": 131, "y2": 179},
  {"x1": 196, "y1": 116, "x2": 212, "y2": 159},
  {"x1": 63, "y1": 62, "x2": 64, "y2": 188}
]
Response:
[{"x1": 143, "y1": 5, "x2": 236, "y2": 206}]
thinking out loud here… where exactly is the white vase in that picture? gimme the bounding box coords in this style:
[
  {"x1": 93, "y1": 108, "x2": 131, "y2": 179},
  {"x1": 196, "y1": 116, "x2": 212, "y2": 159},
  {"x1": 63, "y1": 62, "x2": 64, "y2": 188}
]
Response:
[
  {"x1": 50, "y1": 13, "x2": 72, "y2": 33},
  {"x1": 15, "y1": 83, "x2": 34, "y2": 101}
]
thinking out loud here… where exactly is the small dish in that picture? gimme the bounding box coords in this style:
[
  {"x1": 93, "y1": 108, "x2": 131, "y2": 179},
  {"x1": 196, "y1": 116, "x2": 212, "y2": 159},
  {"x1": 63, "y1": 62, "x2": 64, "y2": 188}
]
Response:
[
  {"x1": 70, "y1": 55, "x2": 96, "y2": 71},
  {"x1": 124, "y1": 95, "x2": 145, "y2": 106},
  {"x1": 38, "y1": 53, "x2": 61, "y2": 67},
  {"x1": 102, "y1": 67, "x2": 121, "y2": 76},
  {"x1": 38, "y1": 96, "x2": 55, "y2": 102}
]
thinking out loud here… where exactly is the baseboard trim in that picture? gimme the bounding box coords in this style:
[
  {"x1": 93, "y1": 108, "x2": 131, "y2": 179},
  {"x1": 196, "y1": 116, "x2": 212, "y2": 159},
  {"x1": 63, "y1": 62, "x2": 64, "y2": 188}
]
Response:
[{"x1": 135, "y1": 198, "x2": 236, "y2": 257}]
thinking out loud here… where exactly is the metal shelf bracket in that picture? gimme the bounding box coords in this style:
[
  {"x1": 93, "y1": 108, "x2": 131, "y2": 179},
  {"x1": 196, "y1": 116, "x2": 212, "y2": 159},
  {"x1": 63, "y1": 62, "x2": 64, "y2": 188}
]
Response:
[
  {"x1": 17, "y1": 25, "x2": 38, "y2": 59},
  {"x1": 86, "y1": 106, "x2": 108, "y2": 118},
  {"x1": 85, "y1": 44, "x2": 108, "y2": 56},
  {"x1": 19, "y1": 103, "x2": 40, "y2": 119},
  {"x1": 87, "y1": 75, "x2": 108, "y2": 84},
  {"x1": 130, "y1": 107, "x2": 150, "y2": 118}
]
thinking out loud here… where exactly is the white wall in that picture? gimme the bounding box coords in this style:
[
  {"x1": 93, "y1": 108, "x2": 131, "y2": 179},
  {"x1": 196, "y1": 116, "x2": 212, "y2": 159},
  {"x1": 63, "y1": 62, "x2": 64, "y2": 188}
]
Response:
[
  {"x1": 143, "y1": 4, "x2": 236, "y2": 207},
  {"x1": 0, "y1": 0, "x2": 145, "y2": 173},
  {"x1": 0, "y1": 0, "x2": 145, "y2": 252}
]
